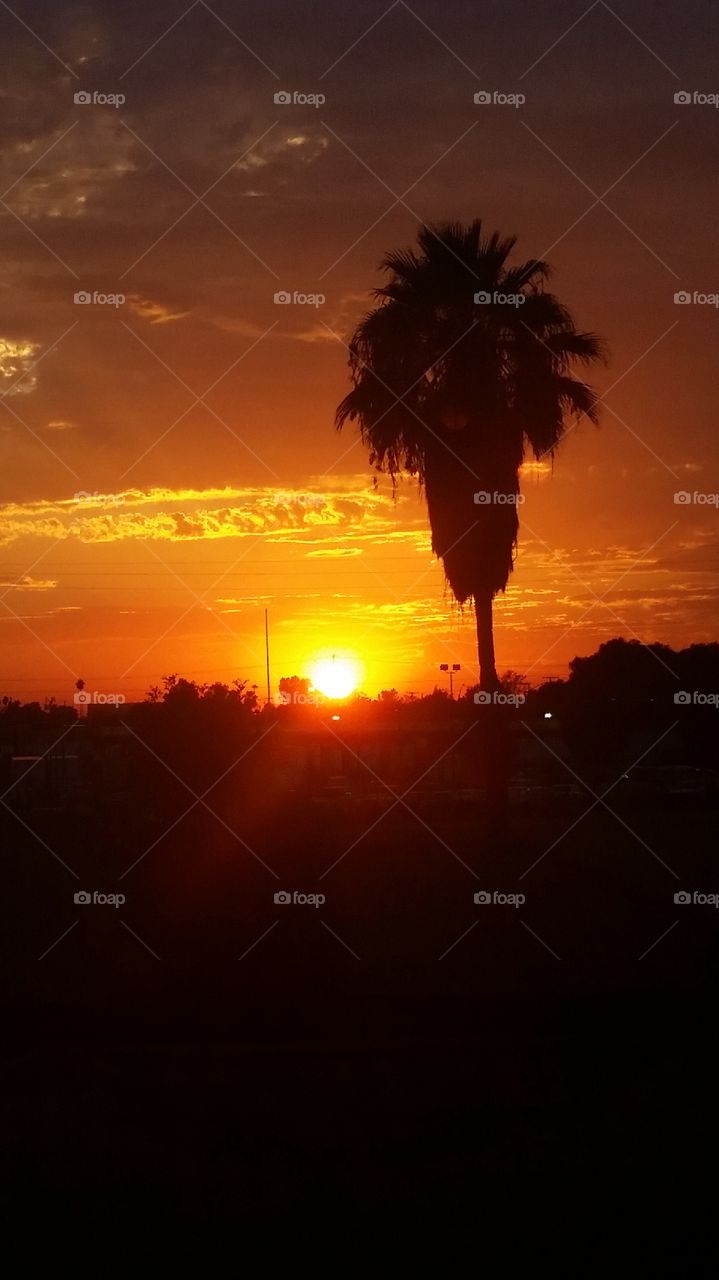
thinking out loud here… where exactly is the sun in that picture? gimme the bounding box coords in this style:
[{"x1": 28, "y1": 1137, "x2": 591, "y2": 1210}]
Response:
[{"x1": 309, "y1": 653, "x2": 362, "y2": 700}]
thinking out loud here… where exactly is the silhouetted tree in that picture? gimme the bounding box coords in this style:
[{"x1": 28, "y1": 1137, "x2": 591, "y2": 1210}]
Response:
[
  {"x1": 130, "y1": 675, "x2": 259, "y2": 805},
  {"x1": 337, "y1": 220, "x2": 605, "y2": 688},
  {"x1": 279, "y1": 675, "x2": 312, "y2": 703}
]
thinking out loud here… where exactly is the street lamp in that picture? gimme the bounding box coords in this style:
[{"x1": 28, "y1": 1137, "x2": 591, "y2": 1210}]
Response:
[{"x1": 439, "y1": 663, "x2": 461, "y2": 699}]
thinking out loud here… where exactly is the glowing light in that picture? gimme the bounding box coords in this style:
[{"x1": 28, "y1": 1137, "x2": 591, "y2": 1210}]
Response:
[{"x1": 309, "y1": 653, "x2": 362, "y2": 700}]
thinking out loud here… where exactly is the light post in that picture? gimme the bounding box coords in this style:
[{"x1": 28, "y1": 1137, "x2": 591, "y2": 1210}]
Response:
[{"x1": 439, "y1": 663, "x2": 461, "y2": 698}]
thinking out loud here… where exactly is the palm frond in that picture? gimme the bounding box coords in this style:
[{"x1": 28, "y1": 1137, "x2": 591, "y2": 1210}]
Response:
[{"x1": 335, "y1": 218, "x2": 606, "y2": 601}]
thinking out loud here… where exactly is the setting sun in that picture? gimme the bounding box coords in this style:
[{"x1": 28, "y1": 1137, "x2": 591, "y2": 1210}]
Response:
[{"x1": 309, "y1": 654, "x2": 363, "y2": 700}]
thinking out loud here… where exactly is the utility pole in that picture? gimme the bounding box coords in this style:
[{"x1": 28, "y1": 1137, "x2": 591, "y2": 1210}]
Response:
[{"x1": 265, "y1": 608, "x2": 271, "y2": 706}]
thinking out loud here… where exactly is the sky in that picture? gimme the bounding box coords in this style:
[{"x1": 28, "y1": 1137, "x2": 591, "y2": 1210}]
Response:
[{"x1": 1, "y1": 0, "x2": 718, "y2": 702}]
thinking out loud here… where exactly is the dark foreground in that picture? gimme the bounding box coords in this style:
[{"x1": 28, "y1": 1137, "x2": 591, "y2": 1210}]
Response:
[{"x1": 2, "y1": 793, "x2": 717, "y2": 1252}]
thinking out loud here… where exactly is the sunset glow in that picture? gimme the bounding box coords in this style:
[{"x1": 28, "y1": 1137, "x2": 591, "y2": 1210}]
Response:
[
  {"x1": 0, "y1": 0, "x2": 716, "y2": 706},
  {"x1": 309, "y1": 654, "x2": 363, "y2": 700},
  {"x1": 3, "y1": 0, "x2": 717, "y2": 1234}
]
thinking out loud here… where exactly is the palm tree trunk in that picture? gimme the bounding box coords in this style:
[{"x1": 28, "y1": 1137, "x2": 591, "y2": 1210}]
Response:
[
  {"x1": 474, "y1": 591, "x2": 498, "y2": 691},
  {"x1": 474, "y1": 589, "x2": 509, "y2": 839}
]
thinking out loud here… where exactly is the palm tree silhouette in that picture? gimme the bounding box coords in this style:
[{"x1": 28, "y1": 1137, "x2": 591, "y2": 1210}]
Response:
[{"x1": 337, "y1": 221, "x2": 605, "y2": 688}]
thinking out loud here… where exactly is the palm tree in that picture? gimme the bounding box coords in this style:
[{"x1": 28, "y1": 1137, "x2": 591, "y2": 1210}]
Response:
[{"x1": 336, "y1": 220, "x2": 605, "y2": 689}]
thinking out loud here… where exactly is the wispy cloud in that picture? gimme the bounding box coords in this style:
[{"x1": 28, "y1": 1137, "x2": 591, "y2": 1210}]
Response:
[
  {"x1": 0, "y1": 479, "x2": 415, "y2": 548},
  {"x1": 0, "y1": 574, "x2": 58, "y2": 592},
  {"x1": 127, "y1": 296, "x2": 191, "y2": 325},
  {"x1": 306, "y1": 547, "x2": 362, "y2": 558}
]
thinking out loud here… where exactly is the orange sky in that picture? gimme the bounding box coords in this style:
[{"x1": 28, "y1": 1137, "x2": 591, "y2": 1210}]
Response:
[{"x1": 1, "y1": 0, "x2": 718, "y2": 702}]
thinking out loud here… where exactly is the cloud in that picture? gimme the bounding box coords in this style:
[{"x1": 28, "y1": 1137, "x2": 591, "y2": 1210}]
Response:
[
  {"x1": 520, "y1": 461, "x2": 553, "y2": 479},
  {"x1": 290, "y1": 324, "x2": 340, "y2": 344},
  {"x1": 306, "y1": 547, "x2": 362, "y2": 558},
  {"x1": 0, "y1": 479, "x2": 411, "y2": 547},
  {"x1": 3, "y1": 116, "x2": 136, "y2": 221},
  {"x1": 0, "y1": 575, "x2": 58, "y2": 592},
  {"x1": 234, "y1": 129, "x2": 328, "y2": 176},
  {"x1": 0, "y1": 338, "x2": 41, "y2": 395},
  {"x1": 127, "y1": 296, "x2": 191, "y2": 325},
  {"x1": 211, "y1": 316, "x2": 271, "y2": 339}
]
